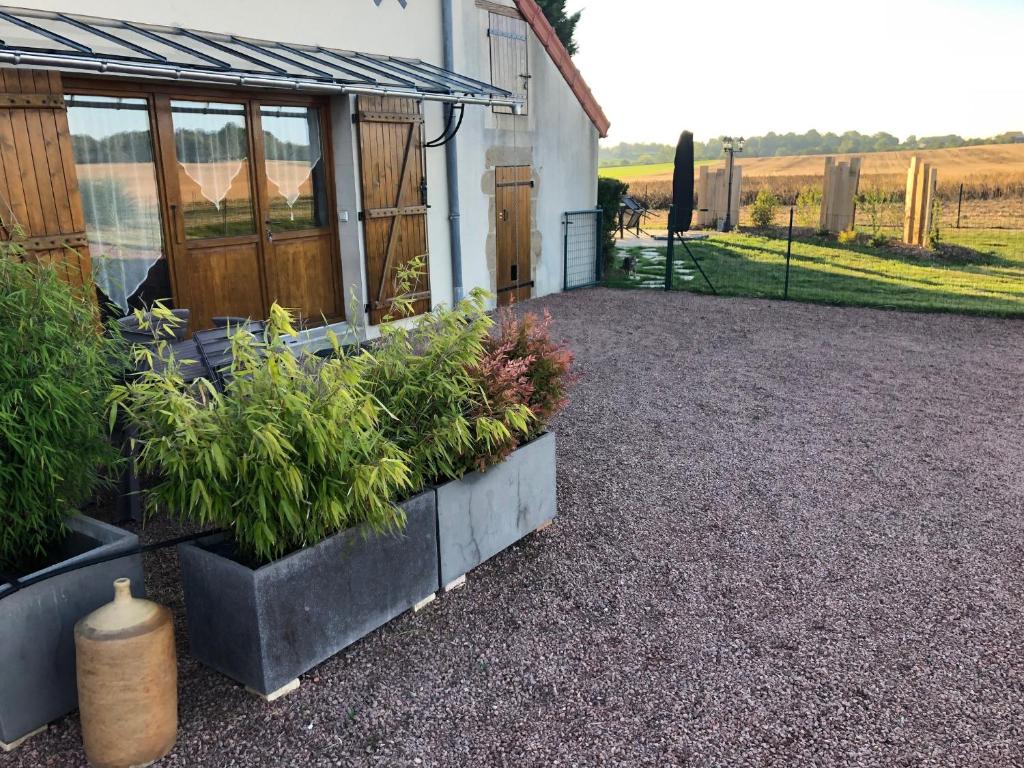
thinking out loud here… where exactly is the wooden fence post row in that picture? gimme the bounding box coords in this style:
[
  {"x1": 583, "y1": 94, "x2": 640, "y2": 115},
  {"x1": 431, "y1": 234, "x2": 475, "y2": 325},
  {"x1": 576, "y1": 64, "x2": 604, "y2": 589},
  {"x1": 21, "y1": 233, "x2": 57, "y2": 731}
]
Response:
[
  {"x1": 903, "y1": 157, "x2": 938, "y2": 247},
  {"x1": 819, "y1": 156, "x2": 861, "y2": 233},
  {"x1": 696, "y1": 165, "x2": 741, "y2": 229}
]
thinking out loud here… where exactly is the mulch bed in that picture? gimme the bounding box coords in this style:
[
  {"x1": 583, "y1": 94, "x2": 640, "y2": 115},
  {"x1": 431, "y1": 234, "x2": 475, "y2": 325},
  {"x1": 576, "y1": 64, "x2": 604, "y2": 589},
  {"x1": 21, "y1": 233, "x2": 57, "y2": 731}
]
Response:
[{"x1": 13, "y1": 288, "x2": 1024, "y2": 767}]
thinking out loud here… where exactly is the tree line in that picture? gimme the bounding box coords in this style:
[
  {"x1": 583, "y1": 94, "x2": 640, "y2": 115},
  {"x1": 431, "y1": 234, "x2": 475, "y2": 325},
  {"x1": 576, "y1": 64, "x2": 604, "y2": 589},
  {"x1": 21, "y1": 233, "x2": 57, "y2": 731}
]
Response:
[
  {"x1": 600, "y1": 130, "x2": 1024, "y2": 167},
  {"x1": 71, "y1": 125, "x2": 311, "y2": 164}
]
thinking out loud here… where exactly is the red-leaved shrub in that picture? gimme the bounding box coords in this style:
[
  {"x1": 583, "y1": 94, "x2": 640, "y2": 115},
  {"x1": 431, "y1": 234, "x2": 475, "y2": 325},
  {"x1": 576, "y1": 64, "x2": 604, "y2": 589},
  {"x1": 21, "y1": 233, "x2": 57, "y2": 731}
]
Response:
[
  {"x1": 489, "y1": 308, "x2": 576, "y2": 437},
  {"x1": 465, "y1": 307, "x2": 576, "y2": 471},
  {"x1": 466, "y1": 336, "x2": 535, "y2": 470}
]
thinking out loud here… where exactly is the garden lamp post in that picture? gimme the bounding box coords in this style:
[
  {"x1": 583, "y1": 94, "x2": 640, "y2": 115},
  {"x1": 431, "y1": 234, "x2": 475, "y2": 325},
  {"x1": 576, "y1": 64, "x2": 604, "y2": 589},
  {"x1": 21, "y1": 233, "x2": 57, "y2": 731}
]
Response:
[{"x1": 721, "y1": 136, "x2": 744, "y2": 232}]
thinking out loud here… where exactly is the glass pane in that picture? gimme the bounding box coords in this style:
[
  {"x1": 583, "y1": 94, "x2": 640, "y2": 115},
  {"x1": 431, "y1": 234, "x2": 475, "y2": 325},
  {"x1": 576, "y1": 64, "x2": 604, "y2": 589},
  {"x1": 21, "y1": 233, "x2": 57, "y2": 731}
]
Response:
[
  {"x1": 101, "y1": 25, "x2": 223, "y2": 68},
  {"x1": 260, "y1": 105, "x2": 327, "y2": 231},
  {"x1": 22, "y1": 16, "x2": 141, "y2": 57},
  {"x1": 0, "y1": 17, "x2": 81, "y2": 53},
  {"x1": 170, "y1": 100, "x2": 255, "y2": 239},
  {"x1": 65, "y1": 95, "x2": 168, "y2": 314}
]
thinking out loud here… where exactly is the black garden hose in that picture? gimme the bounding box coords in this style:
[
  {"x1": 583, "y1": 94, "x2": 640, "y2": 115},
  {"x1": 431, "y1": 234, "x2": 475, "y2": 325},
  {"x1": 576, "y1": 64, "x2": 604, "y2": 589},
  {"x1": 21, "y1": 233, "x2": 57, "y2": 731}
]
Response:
[{"x1": 0, "y1": 527, "x2": 224, "y2": 600}]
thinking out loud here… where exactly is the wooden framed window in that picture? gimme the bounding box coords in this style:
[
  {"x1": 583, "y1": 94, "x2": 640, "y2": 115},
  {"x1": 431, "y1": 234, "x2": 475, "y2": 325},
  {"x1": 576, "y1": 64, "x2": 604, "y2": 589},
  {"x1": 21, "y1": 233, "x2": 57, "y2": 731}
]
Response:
[
  {"x1": 62, "y1": 76, "x2": 343, "y2": 330},
  {"x1": 487, "y1": 12, "x2": 528, "y2": 114}
]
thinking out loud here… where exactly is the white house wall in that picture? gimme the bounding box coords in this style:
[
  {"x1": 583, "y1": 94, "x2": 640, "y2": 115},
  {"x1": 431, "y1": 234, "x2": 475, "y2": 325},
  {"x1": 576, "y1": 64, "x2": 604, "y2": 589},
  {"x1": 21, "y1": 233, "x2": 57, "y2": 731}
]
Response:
[
  {"x1": 453, "y1": 0, "x2": 599, "y2": 302},
  {"x1": 15, "y1": 0, "x2": 600, "y2": 318}
]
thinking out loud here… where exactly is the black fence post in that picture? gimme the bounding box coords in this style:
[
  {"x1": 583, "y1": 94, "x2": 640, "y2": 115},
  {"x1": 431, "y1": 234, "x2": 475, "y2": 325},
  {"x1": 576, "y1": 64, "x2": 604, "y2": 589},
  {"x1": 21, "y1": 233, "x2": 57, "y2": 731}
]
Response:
[
  {"x1": 595, "y1": 207, "x2": 604, "y2": 283},
  {"x1": 665, "y1": 204, "x2": 675, "y2": 291},
  {"x1": 562, "y1": 213, "x2": 569, "y2": 292},
  {"x1": 956, "y1": 183, "x2": 963, "y2": 229},
  {"x1": 784, "y1": 206, "x2": 794, "y2": 300}
]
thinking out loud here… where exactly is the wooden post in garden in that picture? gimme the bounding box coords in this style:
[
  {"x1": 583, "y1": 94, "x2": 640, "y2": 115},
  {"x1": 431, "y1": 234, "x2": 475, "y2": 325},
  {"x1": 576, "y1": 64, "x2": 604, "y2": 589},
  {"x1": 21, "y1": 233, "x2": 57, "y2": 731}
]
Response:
[
  {"x1": 903, "y1": 157, "x2": 938, "y2": 247},
  {"x1": 696, "y1": 164, "x2": 741, "y2": 229},
  {"x1": 696, "y1": 166, "x2": 710, "y2": 228},
  {"x1": 819, "y1": 156, "x2": 861, "y2": 233}
]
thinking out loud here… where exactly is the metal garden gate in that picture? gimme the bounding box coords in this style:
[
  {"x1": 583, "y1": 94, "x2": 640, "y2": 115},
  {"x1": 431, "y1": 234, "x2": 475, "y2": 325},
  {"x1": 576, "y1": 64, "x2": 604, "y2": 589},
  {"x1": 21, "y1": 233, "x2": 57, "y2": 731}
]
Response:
[{"x1": 563, "y1": 208, "x2": 603, "y2": 290}]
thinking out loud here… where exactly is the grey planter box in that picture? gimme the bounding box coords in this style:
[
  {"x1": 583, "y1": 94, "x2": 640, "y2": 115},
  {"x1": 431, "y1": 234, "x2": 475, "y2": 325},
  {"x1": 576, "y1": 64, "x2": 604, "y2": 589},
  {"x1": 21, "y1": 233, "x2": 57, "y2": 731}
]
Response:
[
  {"x1": 178, "y1": 490, "x2": 438, "y2": 696},
  {"x1": 0, "y1": 515, "x2": 143, "y2": 747},
  {"x1": 436, "y1": 432, "x2": 557, "y2": 588}
]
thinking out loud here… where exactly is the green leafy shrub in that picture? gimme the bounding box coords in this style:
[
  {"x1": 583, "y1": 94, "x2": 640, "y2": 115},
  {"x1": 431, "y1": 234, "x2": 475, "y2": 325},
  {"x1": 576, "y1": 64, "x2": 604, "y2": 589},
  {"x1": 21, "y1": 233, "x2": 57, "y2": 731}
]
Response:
[
  {"x1": 364, "y1": 287, "x2": 531, "y2": 490},
  {"x1": 110, "y1": 304, "x2": 410, "y2": 566},
  {"x1": 837, "y1": 229, "x2": 858, "y2": 245},
  {"x1": 598, "y1": 176, "x2": 628, "y2": 271},
  {"x1": 928, "y1": 195, "x2": 943, "y2": 248},
  {"x1": 0, "y1": 239, "x2": 122, "y2": 573},
  {"x1": 749, "y1": 188, "x2": 779, "y2": 229},
  {"x1": 795, "y1": 186, "x2": 822, "y2": 229},
  {"x1": 857, "y1": 188, "x2": 891, "y2": 247}
]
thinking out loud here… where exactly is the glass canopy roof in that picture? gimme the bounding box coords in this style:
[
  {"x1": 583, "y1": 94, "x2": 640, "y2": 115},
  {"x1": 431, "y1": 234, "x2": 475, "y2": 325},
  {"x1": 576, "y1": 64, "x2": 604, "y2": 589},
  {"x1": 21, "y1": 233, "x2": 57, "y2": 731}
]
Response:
[{"x1": 0, "y1": 5, "x2": 518, "y2": 106}]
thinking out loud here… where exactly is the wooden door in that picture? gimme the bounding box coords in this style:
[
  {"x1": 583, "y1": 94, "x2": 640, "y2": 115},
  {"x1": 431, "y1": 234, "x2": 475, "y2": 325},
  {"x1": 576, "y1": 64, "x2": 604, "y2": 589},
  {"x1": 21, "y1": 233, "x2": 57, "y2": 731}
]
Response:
[
  {"x1": 495, "y1": 165, "x2": 532, "y2": 306},
  {"x1": 254, "y1": 103, "x2": 342, "y2": 325},
  {"x1": 0, "y1": 68, "x2": 91, "y2": 289},
  {"x1": 157, "y1": 96, "x2": 265, "y2": 331},
  {"x1": 356, "y1": 96, "x2": 430, "y2": 325},
  {"x1": 155, "y1": 94, "x2": 342, "y2": 331}
]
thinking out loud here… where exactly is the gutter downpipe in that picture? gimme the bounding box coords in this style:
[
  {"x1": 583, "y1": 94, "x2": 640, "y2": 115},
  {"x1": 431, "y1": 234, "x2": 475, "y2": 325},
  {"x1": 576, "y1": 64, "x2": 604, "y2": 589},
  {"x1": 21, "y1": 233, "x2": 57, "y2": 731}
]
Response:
[{"x1": 441, "y1": 0, "x2": 464, "y2": 303}]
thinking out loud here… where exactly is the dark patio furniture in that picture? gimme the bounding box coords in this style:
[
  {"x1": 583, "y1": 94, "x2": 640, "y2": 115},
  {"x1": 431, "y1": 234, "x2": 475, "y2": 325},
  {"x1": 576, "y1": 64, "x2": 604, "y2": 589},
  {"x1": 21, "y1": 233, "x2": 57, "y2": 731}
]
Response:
[
  {"x1": 115, "y1": 309, "x2": 190, "y2": 344},
  {"x1": 192, "y1": 320, "x2": 268, "y2": 392},
  {"x1": 618, "y1": 195, "x2": 652, "y2": 238}
]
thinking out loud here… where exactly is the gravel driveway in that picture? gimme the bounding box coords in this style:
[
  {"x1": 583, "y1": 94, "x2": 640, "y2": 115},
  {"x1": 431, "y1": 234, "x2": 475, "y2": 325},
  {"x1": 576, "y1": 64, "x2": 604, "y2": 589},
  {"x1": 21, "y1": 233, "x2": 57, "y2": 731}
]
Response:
[{"x1": 14, "y1": 289, "x2": 1024, "y2": 767}]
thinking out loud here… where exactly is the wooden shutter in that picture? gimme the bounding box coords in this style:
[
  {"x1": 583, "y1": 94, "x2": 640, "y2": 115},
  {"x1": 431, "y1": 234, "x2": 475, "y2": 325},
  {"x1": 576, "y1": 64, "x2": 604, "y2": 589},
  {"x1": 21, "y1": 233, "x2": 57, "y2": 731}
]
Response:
[
  {"x1": 488, "y1": 12, "x2": 528, "y2": 114},
  {"x1": 0, "y1": 68, "x2": 91, "y2": 290},
  {"x1": 356, "y1": 95, "x2": 430, "y2": 325},
  {"x1": 495, "y1": 165, "x2": 532, "y2": 306}
]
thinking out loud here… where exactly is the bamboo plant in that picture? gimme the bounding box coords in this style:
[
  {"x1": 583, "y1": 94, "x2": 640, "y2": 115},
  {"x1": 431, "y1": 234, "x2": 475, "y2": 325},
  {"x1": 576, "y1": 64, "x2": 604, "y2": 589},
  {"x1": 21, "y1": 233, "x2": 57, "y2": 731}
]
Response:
[
  {"x1": 0, "y1": 232, "x2": 122, "y2": 573},
  {"x1": 110, "y1": 304, "x2": 411, "y2": 565}
]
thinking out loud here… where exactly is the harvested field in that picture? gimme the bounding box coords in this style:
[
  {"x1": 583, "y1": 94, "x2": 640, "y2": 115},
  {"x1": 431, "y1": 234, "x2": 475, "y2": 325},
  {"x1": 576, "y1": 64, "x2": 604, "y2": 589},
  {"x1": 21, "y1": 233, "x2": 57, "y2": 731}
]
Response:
[
  {"x1": 11, "y1": 290, "x2": 1024, "y2": 767},
  {"x1": 609, "y1": 144, "x2": 1024, "y2": 211},
  {"x1": 609, "y1": 144, "x2": 1024, "y2": 182}
]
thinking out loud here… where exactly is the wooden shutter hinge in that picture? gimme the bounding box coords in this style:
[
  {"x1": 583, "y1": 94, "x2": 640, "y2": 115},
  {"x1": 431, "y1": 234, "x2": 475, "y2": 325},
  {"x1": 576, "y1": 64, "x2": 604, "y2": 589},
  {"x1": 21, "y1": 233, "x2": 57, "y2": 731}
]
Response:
[
  {"x1": 0, "y1": 93, "x2": 66, "y2": 109},
  {"x1": 14, "y1": 232, "x2": 88, "y2": 252}
]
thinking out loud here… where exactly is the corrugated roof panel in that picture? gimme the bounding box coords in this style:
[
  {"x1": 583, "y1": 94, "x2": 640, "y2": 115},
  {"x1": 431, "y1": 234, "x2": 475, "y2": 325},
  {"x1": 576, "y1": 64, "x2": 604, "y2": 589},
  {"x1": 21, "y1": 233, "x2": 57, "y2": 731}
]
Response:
[{"x1": 0, "y1": 5, "x2": 519, "y2": 107}]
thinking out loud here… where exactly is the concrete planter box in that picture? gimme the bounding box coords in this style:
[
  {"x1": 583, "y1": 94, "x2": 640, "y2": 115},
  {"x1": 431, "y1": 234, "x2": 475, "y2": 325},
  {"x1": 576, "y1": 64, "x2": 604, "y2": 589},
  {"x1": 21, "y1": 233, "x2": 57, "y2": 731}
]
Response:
[
  {"x1": 178, "y1": 490, "x2": 438, "y2": 697},
  {"x1": 436, "y1": 432, "x2": 557, "y2": 588},
  {"x1": 0, "y1": 515, "x2": 143, "y2": 748}
]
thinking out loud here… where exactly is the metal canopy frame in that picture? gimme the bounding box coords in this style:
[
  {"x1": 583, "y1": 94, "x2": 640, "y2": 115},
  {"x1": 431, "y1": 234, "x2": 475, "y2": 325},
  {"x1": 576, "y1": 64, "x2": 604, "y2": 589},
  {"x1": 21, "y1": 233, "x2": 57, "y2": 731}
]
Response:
[{"x1": 0, "y1": 5, "x2": 523, "y2": 109}]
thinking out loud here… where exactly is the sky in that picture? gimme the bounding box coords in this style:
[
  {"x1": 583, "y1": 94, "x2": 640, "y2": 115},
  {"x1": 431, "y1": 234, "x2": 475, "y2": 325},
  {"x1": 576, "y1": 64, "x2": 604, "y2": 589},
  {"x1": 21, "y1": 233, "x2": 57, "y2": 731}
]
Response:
[{"x1": 565, "y1": 0, "x2": 1024, "y2": 147}]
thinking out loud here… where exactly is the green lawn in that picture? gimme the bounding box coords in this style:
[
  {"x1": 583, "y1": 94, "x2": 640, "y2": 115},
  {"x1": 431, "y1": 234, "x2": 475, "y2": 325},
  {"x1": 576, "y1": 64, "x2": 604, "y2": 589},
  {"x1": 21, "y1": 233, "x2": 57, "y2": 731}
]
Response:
[{"x1": 606, "y1": 228, "x2": 1024, "y2": 317}]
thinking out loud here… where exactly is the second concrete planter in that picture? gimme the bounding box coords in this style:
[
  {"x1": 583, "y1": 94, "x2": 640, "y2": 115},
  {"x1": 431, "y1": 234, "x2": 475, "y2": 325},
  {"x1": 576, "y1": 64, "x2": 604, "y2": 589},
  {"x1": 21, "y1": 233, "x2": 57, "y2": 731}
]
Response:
[
  {"x1": 177, "y1": 490, "x2": 438, "y2": 697},
  {"x1": 435, "y1": 432, "x2": 557, "y2": 588},
  {"x1": 0, "y1": 515, "x2": 143, "y2": 748}
]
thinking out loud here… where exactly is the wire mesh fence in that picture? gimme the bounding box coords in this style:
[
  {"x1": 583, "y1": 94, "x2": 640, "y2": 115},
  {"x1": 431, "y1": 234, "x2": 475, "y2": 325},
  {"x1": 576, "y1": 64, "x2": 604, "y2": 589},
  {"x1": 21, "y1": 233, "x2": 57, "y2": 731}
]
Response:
[
  {"x1": 606, "y1": 203, "x2": 1024, "y2": 317},
  {"x1": 626, "y1": 176, "x2": 1024, "y2": 233},
  {"x1": 563, "y1": 209, "x2": 603, "y2": 290}
]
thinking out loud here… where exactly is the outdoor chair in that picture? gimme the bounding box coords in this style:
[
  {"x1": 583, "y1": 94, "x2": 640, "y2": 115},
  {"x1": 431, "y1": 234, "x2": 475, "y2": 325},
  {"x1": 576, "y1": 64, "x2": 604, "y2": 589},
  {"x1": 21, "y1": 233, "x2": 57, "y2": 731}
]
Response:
[
  {"x1": 618, "y1": 195, "x2": 652, "y2": 238},
  {"x1": 115, "y1": 309, "x2": 191, "y2": 345},
  {"x1": 192, "y1": 320, "x2": 267, "y2": 392}
]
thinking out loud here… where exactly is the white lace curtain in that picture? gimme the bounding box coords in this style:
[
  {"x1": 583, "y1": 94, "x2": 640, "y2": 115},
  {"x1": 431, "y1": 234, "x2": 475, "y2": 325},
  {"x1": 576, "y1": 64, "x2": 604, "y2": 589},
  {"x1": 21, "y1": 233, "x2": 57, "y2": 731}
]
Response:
[
  {"x1": 66, "y1": 96, "x2": 164, "y2": 314},
  {"x1": 261, "y1": 106, "x2": 322, "y2": 220},
  {"x1": 171, "y1": 101, "x2": 249, "y2": 210}
]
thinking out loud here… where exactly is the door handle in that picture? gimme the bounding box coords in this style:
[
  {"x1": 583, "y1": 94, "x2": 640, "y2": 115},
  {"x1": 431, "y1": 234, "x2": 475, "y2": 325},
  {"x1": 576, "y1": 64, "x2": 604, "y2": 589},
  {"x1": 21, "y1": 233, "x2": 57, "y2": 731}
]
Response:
[
  {"x1": 500, "y1": 209, "x2": 508, "y2": 222},
  {"x1": 265, "y1": 219, "x2": 273, "y2": 242}
]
